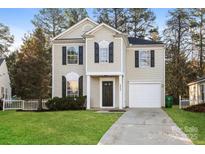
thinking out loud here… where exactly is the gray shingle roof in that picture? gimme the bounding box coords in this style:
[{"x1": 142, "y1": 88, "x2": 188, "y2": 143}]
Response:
[{"x1": 128, "y1": 37, "x2": 163, "y2": 45}]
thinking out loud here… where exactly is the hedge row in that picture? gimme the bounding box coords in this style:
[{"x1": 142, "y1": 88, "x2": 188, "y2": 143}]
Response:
[{"x1": 45, "y1": 96, "x2": 86, "y2": 111}]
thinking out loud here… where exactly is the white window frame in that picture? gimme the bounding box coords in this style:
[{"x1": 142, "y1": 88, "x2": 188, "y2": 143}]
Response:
[
  {"x1": 67, "y1": 46, "x2": 79, "y2": 64},
  {"x1": 139, "y1": 50, "x2": 151, "y2": 68},
  {"x1": 99, "y1": 40, "x2": 109, "y2": 63},
  {"x1": 65, "y1": 72, "x2": 79, "y2": 97}
]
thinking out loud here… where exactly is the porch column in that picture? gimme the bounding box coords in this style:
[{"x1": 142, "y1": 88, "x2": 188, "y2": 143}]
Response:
[
  {"x1": 123, "y1": 76, "x2": 126, "y2": 108},
  {"x1": 86, "y1": 75, "x2": 91, "y2": 109},
  {"x1": 119, "y1": 75, "x2": 123, "y2": 109}
]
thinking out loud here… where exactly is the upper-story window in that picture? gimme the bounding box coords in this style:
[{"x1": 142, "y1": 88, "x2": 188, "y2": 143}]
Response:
[
  {"x1": 139, "y1": 51, "x2": 151, "y2": 67},
  {"x1": 99, "y1": 40, "x2": 109, "y2": 63},
  {"x1": 67, "y1": 46, "x2": 79, "y2": 64},
  {"x1": 135, "y1": 50, "x2": 155, "y2": 68}
]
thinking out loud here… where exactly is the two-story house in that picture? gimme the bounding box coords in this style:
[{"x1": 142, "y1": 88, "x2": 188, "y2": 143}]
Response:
[{"x1": 52, "y1": 17, "x2": 165, "y2": 109}]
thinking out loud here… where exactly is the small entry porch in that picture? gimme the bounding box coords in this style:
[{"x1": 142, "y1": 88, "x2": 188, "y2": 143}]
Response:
[{"x1": 86, "y1": 73, "x2": 125, "y2": 109}]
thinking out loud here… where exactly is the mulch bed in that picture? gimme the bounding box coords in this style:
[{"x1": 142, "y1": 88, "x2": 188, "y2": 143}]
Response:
[
  {"x1": 184, "y1": 103, "x2": 205, "y2": 112},
  {"x1": 16, "y1": 109, "x2": 50, "y2": 112}
]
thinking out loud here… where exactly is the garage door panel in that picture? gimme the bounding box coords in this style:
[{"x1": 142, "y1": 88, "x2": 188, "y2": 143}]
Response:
[{"x1": 129, "y1": 83, "x2": 161, "y2": 108}]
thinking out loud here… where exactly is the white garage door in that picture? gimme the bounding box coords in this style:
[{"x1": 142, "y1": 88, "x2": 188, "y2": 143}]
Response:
[{"x1": 129, "y1": 83, "x2": 161, "y2": 108}]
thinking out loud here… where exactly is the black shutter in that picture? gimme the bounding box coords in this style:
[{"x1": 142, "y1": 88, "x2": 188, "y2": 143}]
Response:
[
  {"x1": 62, "y1": 76, "x2": 66, "y2": 97},
  {"x1": 109, "y1": 42, "x2": 114, "y2": 63},
  {"x1": 62, "y1": 46, "x2": 67, "y2": 65},
  {"x1": 79, "y1": 46, "x2": 83, "y2": 65},
  {"x1": 79, "y1": 76, "x2": 83, "y2": 96},
  {"x1": 135, "y1": 50, "x2": 139, "y2": 67},
  {"x1": 94, "y1": 42, "x2": 99, "y2": 63},
  {"x1": 151, "y1": 50, "x2": 155, "y2": 67}
]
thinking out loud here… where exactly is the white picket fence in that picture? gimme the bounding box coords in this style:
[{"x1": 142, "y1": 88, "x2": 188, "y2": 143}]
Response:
[
  {"x1": 2, "y1": 99, "x2": 48, "y2": 111},
  {"x1": 179, "y1": 95, "x2": 190, "y2": 109}
]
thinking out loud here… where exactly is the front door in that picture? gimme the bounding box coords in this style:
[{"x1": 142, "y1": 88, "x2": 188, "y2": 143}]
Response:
[{"x1": 102, "y1": 81, "x2": 113, "y2": 107}]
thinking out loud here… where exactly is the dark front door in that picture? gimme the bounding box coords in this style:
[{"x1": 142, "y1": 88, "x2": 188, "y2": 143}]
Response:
[{"x1": 102, "y1": 81, "x2": 113, "y2": 107}]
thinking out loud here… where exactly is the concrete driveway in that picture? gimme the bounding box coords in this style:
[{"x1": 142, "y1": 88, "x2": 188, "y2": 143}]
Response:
[{"x1": 98, "y1": 108, "x2": 192, "y2": 145}]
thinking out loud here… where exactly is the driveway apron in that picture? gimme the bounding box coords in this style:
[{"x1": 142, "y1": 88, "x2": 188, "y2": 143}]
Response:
[{"x1": 98, "y1": 108, "x2": 192, "y2": 145}]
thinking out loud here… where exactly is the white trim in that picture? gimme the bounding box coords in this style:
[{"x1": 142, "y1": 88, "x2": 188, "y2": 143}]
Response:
[
  {"x1": 127, "y1": 44, "x2": 164, "y2": 48},
  {"x1": 163, "y1": 48, "x2": 166, "y2": 107},
  {"x1": 65, "y1": 72, "x2": 79, "y2": 81},
  {"x1": 100, "y1": 77, "x2": 115, "y2": 109},
  {"x1": 128, "y1": 82, "x2": 162, "y2": 108},
  {"x1": 51, "y1": 43, "x2": 84, "y2": 45},
  {"x1": 85, "y1": 23, "x2": 122, "y2": 35},
  {"x1": 123, "y1": 76, "x2": 126, "y2": 108},
  {"x1": 119, "y1": 75, "x2": 123, "y2": 109},
  {"x1": 52, "y1": 44, "x2": 54, "y2": 98},
  {"x1": 128, "y1": 81, "x2": 162, "y2": 84},
  {"x1": 65, "y1": 72, "x2": 80, "y2": 97},
  {"x1": 120, "y1": 37, "x2": 123, "y2": 73},
  {"x1": 86, "y1": 72, "x2": 123, "y2": 76},
  {"x1": 52, "y1": 17, "x2": 99, "y2": 41},
  {"x1": 86, "y1": 75, "x2": 91, "y2": 109},
  {"x1": 85, "y1": 38, "x2": 87, "y2": 73}
]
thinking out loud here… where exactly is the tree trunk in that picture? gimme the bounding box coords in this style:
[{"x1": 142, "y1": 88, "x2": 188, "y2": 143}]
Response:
[{"x1": 199, "y1": 13, "x2": 203, "y2": 77}]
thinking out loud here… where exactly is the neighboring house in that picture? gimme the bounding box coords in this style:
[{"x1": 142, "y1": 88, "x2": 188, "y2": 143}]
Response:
[
  {"x1": 52, "y1": 17, "x2": 165, "y2": 109},
  {"x1": 188, "y1": 77, "x2": 205, "y2": 105},
  {"x1": 0, "y1": 58, "x2": 11, "y2": 99}
]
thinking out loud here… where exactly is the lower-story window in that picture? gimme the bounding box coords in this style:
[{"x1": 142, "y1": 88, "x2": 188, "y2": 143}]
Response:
[
  {"x1": 200, "y1": 84, "x2": 204, "y2": 102},
  {"x1": 67, "y1": 80, "x2": 78, "y2": 96},
  {"x1": 66, "y1": 72, "x2": 79, "y2": 96}
]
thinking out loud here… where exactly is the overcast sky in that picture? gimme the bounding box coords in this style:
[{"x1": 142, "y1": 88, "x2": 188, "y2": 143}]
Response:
[{"x1": 0, "y1": 8, "x2": 172, "y2": 50}]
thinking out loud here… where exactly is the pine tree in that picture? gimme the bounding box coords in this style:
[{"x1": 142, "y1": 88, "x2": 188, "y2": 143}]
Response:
[
  {"x1": 164, "y1": 9, "x2": 192, "y2": 102},
  {"x1": 64, "y1": 9, "x2": 88, "y2": 27},
  {"x1": 14, "y1": 28, "x2": 50, "y2": 110},
  {"x1": 0, "y1": 23, "x2": 13, "y2": 56},
  {"x1": 190, "y1": 8, "x2": 205, "y2": 77},
  {"x1": 94, "y1": 8, "x2": 128, "y2": 32},
  {"x1": 127, "y1": 8, "x2": 156, "y2": 38},
  {"x1": 32, "y1": 8, "x2": 68, "y2": 39}
]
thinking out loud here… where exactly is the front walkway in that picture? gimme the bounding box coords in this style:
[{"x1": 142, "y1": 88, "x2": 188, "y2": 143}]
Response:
[{"x1": 98, "y1": 108, "x2": 192, "y2": 145}]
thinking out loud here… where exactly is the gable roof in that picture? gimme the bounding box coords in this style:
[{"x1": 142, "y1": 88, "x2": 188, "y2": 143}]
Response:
[
  {"x1": 188, "y1": 76, "x2": 205, "y2": 86},
  {"x1": 84, "y1": 23, "x2": 123, "y2": 35},
  {"x1": 0, "y1": 58, "x2": 4, "y2": 66},
  {"x1": 128, "y1": 37, "x2": 163, "y2": 45},
  {"x1": 52, "y1": 17, "x2": 99, "y2": 41}
]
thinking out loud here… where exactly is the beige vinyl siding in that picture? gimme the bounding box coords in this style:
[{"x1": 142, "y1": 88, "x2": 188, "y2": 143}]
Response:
[
  {"x1": 52, "y1": 43, "x2": 86, "y2": 97},
  {"x1": 86, "y1": 27, "x2": 122, "y2": 73},
  {"x1": 59, "y1": 20, "x2": 97, "y2": 39},
  {"x1": 189, "y1": 82, "x2": 205, "y2": 105},
  {"x1": 125, "y1": 46, "x2": 165, "y2": 107}
]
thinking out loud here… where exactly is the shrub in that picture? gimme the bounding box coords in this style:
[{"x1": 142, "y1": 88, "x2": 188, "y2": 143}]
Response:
[
  {"x1": 0, "y1": 99, "x2": 3, "y2": 110},
  {"x1": 46, "y1": 96, "x2": 86, "y2": 111}
]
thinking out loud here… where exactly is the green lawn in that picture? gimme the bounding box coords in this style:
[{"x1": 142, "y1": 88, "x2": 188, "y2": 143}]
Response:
[
  {"x1": 165, "y1": 106, "x2": 205, "y2": 145},
  {"x1": 0, "y1": 110, "x2": 122, "y2": 145}
]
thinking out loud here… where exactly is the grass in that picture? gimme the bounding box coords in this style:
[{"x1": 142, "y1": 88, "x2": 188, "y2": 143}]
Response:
[
  {"x1": 164, "y1": 106, "x2": 205, "y2": 144},
  {"x1": 0, "y1": 110, "x2": 122, "y2": 145}
]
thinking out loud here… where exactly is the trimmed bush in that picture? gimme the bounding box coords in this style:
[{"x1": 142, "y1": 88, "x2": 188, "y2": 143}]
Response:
[
  {"x1": 0, "y1": 99, "x2": 2, "y2": 110},
  {"x1": 46, "y1": 96, "x2": 86, "y2": 111}
]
